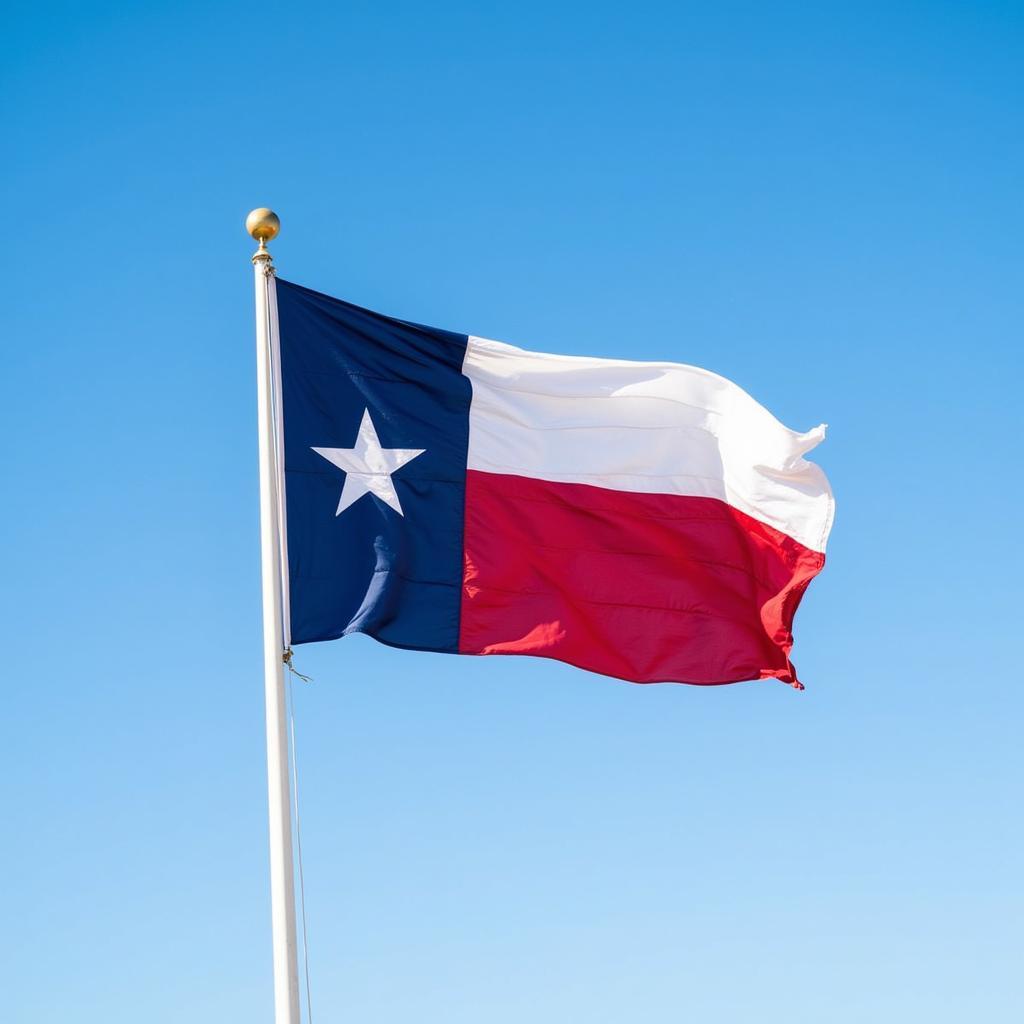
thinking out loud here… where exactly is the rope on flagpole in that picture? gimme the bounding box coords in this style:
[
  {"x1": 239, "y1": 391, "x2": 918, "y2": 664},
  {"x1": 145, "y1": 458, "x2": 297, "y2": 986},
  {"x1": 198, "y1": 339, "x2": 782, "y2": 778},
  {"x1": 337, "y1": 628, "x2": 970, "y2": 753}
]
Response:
[
  {"x1": 285, "y1": 663, "x2": 315, "y2": 1024},
  {"x1": 284, "y1": 648, "x2": 313, "y2": 683},
  {"x1": 261, "y1": 230, "x2": 310, "y2": 1017}
]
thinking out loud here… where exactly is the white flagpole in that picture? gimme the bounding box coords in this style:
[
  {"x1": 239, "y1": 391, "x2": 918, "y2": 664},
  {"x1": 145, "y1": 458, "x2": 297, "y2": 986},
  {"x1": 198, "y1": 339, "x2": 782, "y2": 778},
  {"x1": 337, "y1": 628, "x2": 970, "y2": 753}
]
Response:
[{"x1": 247, "y1": 208, "x2": 301, "y2": 1024}]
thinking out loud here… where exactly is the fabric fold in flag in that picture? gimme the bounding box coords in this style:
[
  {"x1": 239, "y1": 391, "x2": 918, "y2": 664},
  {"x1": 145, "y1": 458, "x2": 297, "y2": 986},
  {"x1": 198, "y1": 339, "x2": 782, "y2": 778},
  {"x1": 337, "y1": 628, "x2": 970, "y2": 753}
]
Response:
[{"x1": 277, "y1": 278, "x2": 834, "y2": 688}]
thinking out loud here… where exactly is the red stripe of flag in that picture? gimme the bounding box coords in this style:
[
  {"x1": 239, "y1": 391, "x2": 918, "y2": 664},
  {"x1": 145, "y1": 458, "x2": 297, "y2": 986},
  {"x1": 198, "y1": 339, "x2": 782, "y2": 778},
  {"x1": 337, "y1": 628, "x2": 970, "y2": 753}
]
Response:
[{"x1": 459, "y1": 471, "x2": 825, "y2": 688}]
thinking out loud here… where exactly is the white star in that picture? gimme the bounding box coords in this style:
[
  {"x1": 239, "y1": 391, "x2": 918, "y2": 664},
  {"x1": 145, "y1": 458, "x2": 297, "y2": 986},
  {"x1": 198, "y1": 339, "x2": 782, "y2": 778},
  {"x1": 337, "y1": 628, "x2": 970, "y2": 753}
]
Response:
[{"x1": 312, "y1": 409, "x2": 425, "y2": 517}]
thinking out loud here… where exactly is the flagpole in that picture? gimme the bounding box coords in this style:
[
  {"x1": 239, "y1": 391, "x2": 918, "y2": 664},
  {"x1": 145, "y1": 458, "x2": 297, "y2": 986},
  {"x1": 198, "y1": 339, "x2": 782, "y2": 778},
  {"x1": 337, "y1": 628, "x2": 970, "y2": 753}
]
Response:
[{"x1": 247, "y1": 208, "x2": 301, "y2": 1024}]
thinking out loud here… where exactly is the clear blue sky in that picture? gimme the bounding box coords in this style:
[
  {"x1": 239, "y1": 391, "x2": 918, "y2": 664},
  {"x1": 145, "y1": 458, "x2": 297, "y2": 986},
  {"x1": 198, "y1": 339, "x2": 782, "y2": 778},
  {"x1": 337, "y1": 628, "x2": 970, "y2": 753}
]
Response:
[{"x1": 4, "y1": 2, "x2": 1022, "y2": 1021}]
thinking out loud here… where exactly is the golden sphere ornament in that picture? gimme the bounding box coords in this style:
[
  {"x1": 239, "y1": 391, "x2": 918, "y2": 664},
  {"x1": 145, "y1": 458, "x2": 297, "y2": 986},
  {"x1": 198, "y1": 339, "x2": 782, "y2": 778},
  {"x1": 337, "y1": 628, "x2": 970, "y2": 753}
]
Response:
[{"x1": 246, "y1": 208, "x2": 280, "y2": 244}]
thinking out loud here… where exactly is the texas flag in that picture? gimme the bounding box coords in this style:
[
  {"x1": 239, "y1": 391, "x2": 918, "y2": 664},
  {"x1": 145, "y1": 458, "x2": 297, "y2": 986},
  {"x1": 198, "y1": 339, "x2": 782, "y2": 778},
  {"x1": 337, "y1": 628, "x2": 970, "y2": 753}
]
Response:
[{"x1": 277, "y1": 279, "x2": 834, "y2": 689}]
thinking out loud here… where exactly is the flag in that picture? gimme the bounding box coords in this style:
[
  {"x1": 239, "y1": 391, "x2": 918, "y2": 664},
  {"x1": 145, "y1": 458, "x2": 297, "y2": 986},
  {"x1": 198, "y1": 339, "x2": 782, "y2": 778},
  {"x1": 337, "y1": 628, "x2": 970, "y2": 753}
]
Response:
[{"x1": 277, "y1": 278, "x2": 834, "y2": 688}]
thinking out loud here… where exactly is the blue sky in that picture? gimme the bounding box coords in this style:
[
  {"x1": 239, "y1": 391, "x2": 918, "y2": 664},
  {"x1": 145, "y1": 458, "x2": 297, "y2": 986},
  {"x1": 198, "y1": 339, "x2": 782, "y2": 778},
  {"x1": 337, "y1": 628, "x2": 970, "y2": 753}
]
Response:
[{"x1": 3, "y1": 2, "x2": 1022, "y2": 1021}]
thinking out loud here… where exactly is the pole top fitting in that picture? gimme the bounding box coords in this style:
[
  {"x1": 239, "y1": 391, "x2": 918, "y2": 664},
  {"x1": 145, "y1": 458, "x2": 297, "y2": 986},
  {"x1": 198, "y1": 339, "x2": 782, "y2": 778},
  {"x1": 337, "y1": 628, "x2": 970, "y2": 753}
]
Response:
[{"x1": 246, "y1": 208, "x2": 280, "y2": 262}]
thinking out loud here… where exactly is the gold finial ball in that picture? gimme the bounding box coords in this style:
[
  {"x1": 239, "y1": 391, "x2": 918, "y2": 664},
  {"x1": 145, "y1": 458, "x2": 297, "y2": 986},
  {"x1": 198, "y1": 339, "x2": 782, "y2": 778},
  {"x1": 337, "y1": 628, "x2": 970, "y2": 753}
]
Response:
[{"x1": 246, "y1": 208, "x2": 280, "y2": 244}]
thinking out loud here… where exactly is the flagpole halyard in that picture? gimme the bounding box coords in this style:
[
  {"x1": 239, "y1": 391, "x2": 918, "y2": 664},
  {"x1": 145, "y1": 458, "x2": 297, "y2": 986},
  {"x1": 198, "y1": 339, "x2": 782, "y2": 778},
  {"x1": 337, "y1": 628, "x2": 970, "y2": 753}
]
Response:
[{"x1": 248, "y1": 207, "x2": 302, "y2": 1024}]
